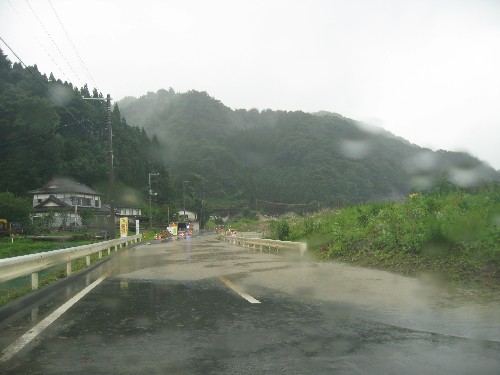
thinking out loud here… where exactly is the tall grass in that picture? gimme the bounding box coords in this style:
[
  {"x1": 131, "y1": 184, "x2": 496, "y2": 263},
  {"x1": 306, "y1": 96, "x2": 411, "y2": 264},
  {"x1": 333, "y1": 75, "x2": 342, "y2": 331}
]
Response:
[{"x1": 276, "y1": 188, "x2": 500, "y2": 286}]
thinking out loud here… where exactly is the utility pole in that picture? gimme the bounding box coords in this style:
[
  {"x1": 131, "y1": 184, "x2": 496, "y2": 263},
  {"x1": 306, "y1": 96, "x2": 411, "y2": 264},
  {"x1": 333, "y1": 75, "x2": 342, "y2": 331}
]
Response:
[
  {"x1": 82, "y1": 94, "x2": 115, "y2": 237},
  {"x1": 107, "y1": 94, "x2": 115, "y2": 238},
  {"x1": 149, "y1": 172, "x2": 159, "y2": 230},
  {"x1": 183, "y1": 180, "x2": 190, "y2": 221},
  {"x1": 200, "y1": 191, "x2": 205, "y2": 230}
]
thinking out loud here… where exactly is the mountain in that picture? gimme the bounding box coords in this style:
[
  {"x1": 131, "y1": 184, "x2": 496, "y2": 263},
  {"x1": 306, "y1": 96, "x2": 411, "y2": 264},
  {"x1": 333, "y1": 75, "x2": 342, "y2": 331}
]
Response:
[
  {"x1": 0, "y1": 50, "x2": 171, "y2": 205},
  {"x1": 119, "y1": 89, "x2": 500, "y2": 212}
]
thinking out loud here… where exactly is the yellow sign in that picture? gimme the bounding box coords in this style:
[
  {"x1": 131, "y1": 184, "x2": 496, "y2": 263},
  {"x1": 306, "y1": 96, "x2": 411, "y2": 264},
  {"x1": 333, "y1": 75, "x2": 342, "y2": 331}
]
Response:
[
  {"x1": 170, "y1": 223, "x2": 178, "y2": 236},
  {"x1": 120, "y1": 217, "x2": 128, "y2": 238}
]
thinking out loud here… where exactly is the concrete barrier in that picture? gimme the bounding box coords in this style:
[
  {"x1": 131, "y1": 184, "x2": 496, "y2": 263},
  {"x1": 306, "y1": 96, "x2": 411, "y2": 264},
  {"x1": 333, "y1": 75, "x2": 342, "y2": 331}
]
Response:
[
  {"x1": 0, "y1": 234, "x2": 142, "y2": 289},
  {"x1": 221, "y1": 236, "x2": 307, "y2": 257}
]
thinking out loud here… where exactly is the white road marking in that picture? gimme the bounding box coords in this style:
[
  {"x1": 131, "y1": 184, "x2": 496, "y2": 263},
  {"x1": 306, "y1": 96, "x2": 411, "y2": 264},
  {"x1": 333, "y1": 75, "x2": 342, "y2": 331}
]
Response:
[
  {"x1": 219, "y1": 276, "x2": 261, "y2": 304},
  {"x1": 0, "y1": 275, "x2": 107, "y2": 363}
]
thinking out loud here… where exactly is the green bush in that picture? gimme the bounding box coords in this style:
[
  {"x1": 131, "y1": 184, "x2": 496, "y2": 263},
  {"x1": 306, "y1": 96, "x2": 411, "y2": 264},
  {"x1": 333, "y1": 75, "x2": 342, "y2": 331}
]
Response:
[
  {"x1": 278, "y1": 187, "x2": 500, "y2": 286},
  {"x1": 269, "y1": 219, "x2": 290, "y2": 241}
]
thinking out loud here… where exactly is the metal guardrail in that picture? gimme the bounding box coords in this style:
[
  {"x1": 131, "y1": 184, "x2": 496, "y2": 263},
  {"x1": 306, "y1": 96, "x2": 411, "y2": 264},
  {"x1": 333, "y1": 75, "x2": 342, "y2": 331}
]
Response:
[
  {"x1": 222, "y1": 236, "x2": 307, "y2": 257},
  {"x1": 0, "y1": 234, "x2": 142, "y2": 290}
]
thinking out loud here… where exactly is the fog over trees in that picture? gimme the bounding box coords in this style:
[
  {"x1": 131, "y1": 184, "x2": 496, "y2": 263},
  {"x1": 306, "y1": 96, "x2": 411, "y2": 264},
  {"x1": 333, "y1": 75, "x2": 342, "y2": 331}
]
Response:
[{"x1": 1, "y1": 49, "x2": 498, "y2": 216}]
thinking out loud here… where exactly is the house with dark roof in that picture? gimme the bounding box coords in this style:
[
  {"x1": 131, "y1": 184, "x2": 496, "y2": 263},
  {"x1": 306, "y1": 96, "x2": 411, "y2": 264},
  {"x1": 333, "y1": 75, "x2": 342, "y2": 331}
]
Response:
[
  {"x1": 30, "y1": 177, "x2": 110, "y2": 228},
  {"x1": 116, "y1": 203, "x2": 142, "y2": 219}
]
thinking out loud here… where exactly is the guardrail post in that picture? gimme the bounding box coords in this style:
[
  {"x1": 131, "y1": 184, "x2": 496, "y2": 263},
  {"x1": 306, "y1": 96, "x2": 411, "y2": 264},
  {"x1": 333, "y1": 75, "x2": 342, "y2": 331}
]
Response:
[
  {"x1": 98, "y1": 250, "x2": 102, "y2": 259},
  {"x1": 31, "y1": 272, "x2": 39, "y2": 290},
  {"x1": 107, "y1": 247, "x2": 111, "y2": 255},
  {"x1": 86, "y1": 255, "x2": 91, "y2": 266},
  {"x1": 66, "y1": 261, "x2": 72, "y2": 276},
  {"x1": 114, "y1": 245, "x2": 118, "y2": 252}
]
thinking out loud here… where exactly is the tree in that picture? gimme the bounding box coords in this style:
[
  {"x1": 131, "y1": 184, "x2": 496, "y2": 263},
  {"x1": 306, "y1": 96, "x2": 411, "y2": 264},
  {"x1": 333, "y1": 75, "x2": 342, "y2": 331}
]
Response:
[{"x1": 0, "y1": 192, "x2": 32, "y2": 222}]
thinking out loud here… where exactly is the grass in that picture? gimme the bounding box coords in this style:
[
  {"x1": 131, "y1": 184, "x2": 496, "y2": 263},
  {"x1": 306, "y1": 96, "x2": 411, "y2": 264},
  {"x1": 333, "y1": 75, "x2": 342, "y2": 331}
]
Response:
[
  {"x1": 0, "y1": 237, "x2": 98, "y2": 260},
  {"x1": 271, "y1": 187, "x2": 500, "y2": 288},
  {"x1": 0, "y1": 247, "x2": 118, "y2": 307},
  {"x1": 0, "y1": 232, "x2": 140, "y2": 307}
]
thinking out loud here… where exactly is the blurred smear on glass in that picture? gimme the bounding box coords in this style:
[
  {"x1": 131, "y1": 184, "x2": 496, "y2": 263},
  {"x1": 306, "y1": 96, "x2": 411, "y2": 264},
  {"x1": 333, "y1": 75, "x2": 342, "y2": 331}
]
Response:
[
  {"x1": 339, "y1": 139, "x2": 372, "y2": 159},
  {"x1": 356, "y1": 119, "x2": 385, "y2": 134},
  {"x1": 493, "y1": 214, "x2": 500, "y2": 227},
  {"x1": 117, "y1": 186, "x2": 143, "y2": 206},
  {"x1": 448, "y1": 167, "x2": 481, "y2": 187},
  {"x1": 405, "y1": 151, "x2": 438, "y2": 173},
  {"x1": 410, "y1": 175, "x2": 436, "y2": 189},
  {"x1": 48, "y1": 85, "x2": 73, "y2": 106}
]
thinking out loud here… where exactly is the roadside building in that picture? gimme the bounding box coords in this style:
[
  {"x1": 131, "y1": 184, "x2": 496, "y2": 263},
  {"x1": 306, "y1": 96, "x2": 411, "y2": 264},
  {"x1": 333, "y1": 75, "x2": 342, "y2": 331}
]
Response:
[{"x1": 30, "y1": 177, "x2": 111, "y2": 228}]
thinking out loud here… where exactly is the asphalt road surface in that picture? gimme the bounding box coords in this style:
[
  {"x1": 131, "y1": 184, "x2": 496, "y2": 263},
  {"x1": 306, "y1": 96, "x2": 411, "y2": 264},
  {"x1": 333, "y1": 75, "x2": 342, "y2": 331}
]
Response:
[{"x1": 1, "y1": 233, "x2": 500, "y2": 374}]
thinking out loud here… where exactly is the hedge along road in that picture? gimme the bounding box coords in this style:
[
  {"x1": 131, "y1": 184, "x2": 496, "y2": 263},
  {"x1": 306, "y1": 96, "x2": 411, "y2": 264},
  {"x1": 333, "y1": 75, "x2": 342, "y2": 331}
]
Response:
[{"x1": 1, "y1": 233, "x2": 500, "y2": 374}]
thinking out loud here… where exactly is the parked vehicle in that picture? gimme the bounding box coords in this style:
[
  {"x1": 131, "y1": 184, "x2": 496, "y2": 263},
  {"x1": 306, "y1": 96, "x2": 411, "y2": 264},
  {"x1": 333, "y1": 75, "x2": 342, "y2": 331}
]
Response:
[
  {"x1": 0, "y1": 219, "x2": 12, "y2": 237},
  {"x1": 168, "y1": 222, "x2": 192, "y2": 237}
]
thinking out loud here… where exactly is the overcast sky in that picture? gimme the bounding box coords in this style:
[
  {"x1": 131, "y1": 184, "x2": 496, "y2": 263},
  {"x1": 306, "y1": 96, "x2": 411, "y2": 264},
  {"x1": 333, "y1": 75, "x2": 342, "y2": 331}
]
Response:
[{"x1": 1, "y1": 0, "x2": 499, "y2": 169}]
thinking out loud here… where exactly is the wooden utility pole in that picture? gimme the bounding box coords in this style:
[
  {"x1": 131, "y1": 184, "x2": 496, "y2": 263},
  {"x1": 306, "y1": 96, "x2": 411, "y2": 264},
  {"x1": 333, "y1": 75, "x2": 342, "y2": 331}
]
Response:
[
  {"x1": 82, "y1": 95, "x2": 115, "y2": 238},
  {"x1": 107, "y1": 94, "x2": 115, "y2": 238}
]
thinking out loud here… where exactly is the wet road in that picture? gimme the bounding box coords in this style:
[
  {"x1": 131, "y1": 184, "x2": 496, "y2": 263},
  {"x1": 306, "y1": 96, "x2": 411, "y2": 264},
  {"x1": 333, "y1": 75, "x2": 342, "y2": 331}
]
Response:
[{"x1": 1, "y1": 233, "x2": 500, "y2": 374}]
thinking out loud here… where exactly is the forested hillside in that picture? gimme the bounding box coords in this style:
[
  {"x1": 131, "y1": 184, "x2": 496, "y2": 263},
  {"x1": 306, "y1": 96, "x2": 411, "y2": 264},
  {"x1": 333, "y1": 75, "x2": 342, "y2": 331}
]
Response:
[
  {"x1": 119, "y1": 89, "x2": 500, "y2": 212},
  {"x1": 0, "y1": 50, "x2": 170, "y2": 205},
  {"x1": 2, "y1": 45, "x2": 498, "y2": 216}
]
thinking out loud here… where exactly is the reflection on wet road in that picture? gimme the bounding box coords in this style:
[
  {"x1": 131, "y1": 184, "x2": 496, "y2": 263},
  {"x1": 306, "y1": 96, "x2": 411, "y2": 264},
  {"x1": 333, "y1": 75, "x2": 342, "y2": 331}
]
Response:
[{"x1": 1, "y1": 233, "x2": 500, "y2": 374}]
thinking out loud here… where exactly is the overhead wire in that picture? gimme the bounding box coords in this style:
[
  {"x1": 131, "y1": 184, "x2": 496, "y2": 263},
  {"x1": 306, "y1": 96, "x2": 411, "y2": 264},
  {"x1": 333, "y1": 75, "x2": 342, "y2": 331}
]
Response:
[
  {"x1": 0, "y1": 35, "x2": 104, "y2": 140},
  {"x1": 7, "y1": 0, "x2": 73, "y2": 84},
  {"x1": 25, "y1": 0, "x2": 84, "y2": 88},
  {"x1": 1, "y1": 2, "x2": 110, "y2": 150},
  {"x1": 256, "y1": 199, "x2": 308, "y2": 206},
  {"x1": 47, "y1": 0, "x2": 100, "y2": 93},
  {"x1": 0, "y1": 121, "x2": 77, "y2": 148}
]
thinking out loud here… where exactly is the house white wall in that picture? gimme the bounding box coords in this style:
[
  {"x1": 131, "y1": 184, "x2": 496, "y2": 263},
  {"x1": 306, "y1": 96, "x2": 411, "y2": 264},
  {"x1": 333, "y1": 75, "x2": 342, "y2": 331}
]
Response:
[
  {"x1": 177, "y1": 210, "x2": 197, "y2": 220},
  {"x1": 32, "y1": 193, "x2": 101, "y2": 208},
  {"x1": 119, "y1": 208, "x2": 142, "y2": 216}
]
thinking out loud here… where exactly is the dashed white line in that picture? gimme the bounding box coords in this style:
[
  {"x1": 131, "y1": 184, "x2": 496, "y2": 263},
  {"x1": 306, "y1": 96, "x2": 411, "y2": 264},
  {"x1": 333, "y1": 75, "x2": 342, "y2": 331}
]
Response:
[
  {"x1": 0, "y1": 275, "x2": 107, "y2": 363},
  {"x1": 219, "y1": 276, "x2": 261, "y2": 304}
]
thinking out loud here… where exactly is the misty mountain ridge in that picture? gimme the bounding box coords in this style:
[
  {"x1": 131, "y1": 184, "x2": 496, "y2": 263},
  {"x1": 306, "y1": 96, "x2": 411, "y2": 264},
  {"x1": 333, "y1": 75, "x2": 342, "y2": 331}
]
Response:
[{"x1": 118, "y1": 89, "x2": 499, "y2": 208}]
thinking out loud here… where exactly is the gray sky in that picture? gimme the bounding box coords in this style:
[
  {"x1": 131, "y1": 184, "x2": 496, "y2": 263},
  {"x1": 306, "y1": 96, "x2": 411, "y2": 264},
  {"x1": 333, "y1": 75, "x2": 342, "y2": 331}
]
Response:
[{"x1": 1, "y1": 0, "x2": 499, "y2": 169}]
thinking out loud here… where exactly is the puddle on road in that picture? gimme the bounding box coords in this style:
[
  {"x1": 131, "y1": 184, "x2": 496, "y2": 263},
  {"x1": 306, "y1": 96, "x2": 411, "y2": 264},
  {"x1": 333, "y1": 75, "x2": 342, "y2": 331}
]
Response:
[
  {"x1": 238, "y1": 262, "x2": 500, "y2": 342},
  {"x1": 111, "y1": 235, "x2": 500, "y2": 342}
]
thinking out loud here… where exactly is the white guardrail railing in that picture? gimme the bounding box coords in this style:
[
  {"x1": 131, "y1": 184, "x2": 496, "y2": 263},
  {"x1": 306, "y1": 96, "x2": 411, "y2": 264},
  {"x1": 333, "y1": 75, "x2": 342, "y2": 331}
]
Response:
[
  {"x1": 222, "y1": 236, "x2": 307, "y2": 257},
  {"x1": 0, "y1": 234, "x2": 142, "y2": 290}
]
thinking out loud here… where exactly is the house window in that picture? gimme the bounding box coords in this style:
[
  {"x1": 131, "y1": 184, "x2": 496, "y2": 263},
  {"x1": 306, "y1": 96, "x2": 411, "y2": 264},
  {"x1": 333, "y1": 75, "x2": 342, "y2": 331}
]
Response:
[
  {"x1": 95, "y1": 200, "x2": 100, "y2": 207},
  {"x1": 37, "y1": 199, "x2": 42, "y2": 203},
  {"x1": 82, "y1": 198, "x2": 91, "y2": 206}
]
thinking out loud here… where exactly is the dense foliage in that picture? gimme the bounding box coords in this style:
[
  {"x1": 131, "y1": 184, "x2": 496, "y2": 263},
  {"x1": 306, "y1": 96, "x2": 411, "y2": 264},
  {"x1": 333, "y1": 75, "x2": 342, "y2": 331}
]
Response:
[
  {"x1": 0, "y1": 50, "x2": 171, "y2": 208},
  {"x1": 2, "y1": 47, "x2": 499, "y2": 221},
  {"x1": 120, "y1": 89, "x2": 500, "y2": 213},
  {"x1": 279, "y1": 184, "x2": 500, "y2": 286}
]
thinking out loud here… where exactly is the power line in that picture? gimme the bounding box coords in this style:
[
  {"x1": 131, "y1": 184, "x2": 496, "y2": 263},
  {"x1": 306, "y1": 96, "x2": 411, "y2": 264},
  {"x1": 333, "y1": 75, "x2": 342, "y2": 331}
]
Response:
[
  {"x1": 0, "y1": 121, "x2": 76, "y2": 148},
  {"x1": 25, "y1": 0, "x2": 83, "y2": 88},
  {"x1": 7, "y1": 0, "x2": 73, "y2": 84},
  {"x1": 0, "y1": 35, "x2": 98, "y2": 136},
  {"x1": 1, "y1": 35, "x2": 51, "y2": 92},
  {"x1": 47, "y1": 0, "x2": 99, "y2": 93},
  {"x1": 256, "y1": 199, "x2": 308, "y2": 206},
  {"x1": 0, "y1": 118, "x2": 107, "y2": 152}
]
